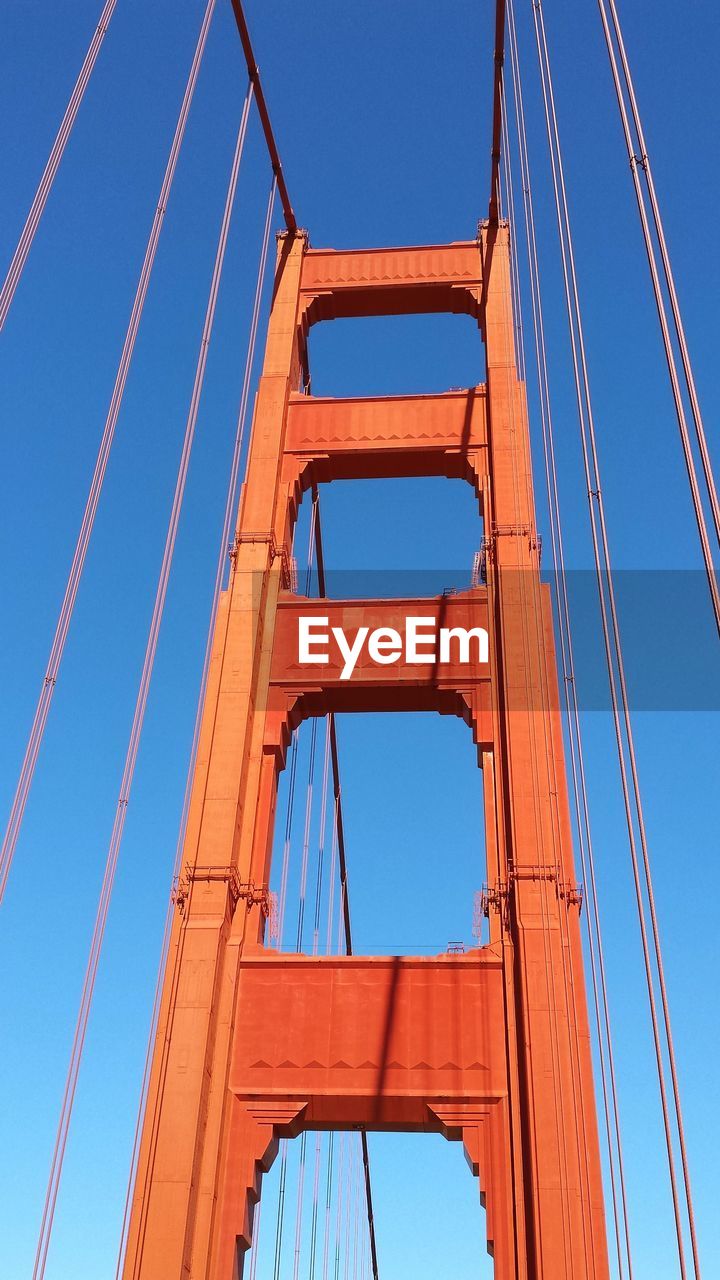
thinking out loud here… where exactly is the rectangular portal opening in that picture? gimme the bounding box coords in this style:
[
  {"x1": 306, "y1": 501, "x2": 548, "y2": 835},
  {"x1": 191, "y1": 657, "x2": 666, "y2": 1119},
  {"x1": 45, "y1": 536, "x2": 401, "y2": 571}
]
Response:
[
  {"x1": 269, "y1": 711, "x2": 485, "y2": 959},
  {"x1": 307, "y1": 312, "x2": 485, "y2": 399},
  {"x1": 244, "y1": 1130, "x2": 492, "y2": 1279},
  {"x1": 294, "y1": 475, "x2": 483, "y2": 600}
]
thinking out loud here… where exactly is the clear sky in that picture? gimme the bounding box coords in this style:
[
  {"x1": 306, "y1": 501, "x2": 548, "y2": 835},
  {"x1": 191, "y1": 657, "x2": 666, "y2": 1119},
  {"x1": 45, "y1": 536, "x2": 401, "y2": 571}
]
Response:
[{"x1": 0, "y1": 1, "x2": 718, "y2": 1278}]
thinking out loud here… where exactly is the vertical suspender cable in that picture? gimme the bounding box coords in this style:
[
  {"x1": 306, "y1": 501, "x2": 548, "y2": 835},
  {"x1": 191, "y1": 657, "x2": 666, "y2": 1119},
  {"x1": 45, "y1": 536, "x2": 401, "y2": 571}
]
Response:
[
  {"x1": 333, "y1": 1133, "x2": 346, "y2": 1280},
  {"x1": 505, "y1": 5, "x2": 633, "y2": 1274},
  {"x1": 312, "y1": 719, "x2": 332, "y2": 957},
  {"x1": 276, "y1": 502, "x2": 304, "y2": 946},
  {"x1": 289, "y1": 545, "x2": 320, "y2": 1262},
  {"x1": 596, "y1": 0, "x2": 720, "y2": 565},
  {"x1": 508, "y1": 21, "x2": 636, "y2": 1272},
  {"x1": 292, "y1": 1132, "x2": 309, "y2": 1280},
  {"x1": 248, "y1": 1199, "x2": 262, "y2": 1280},
  {"x1": 305, "y1": 718, "x2": 332, "y2": 1278},
  {"x1": 344, "y1": 1140, "x2": 354, "y2": 1280},
  {"x1": 326, "y1": 806, "x2": 339, "y2": 957},
  {"x1": 312, "y1": 498, "x2": 379, "y2": 1280},
  {"x1": 295, "y1": 493, "x2": 321, "y2": 951},
  {"x1": 349, "y1": 1140, "x2": 364, "y2": 1280},
  {"x1": 595, "y1": 16, "x2": 720, "y2": 631},
  {"x1": 295, "y1": 721, "x2": 318, "y2": 949},
  {"x1": 286, "y1": 489, "x2": 340, "y2": 1278},
  {"x1": 308, "y1": 1132, "x2": 324, "y2": 1279},
  {"x1": 0, "y1": 0, "x2": 119, "y2": 331},
  {"x1": 114, "y1": 174, "x2": 276, "y2": 1280},
  {"x1": 0, "y1": 0, "x2": 218, "y2": 907},
  {"x1": 352, "y1": 1138, "x2": 361, "y2": 1280},
  {"x1": 531, "y1": 8, "x2": 692, "y2": 1270},
  {"x1": 530, "y1": 3, "x2": 700, "y2": 1273},
  {"x1": 273, "y1": 617, "x2": 314, "y2": 1280},
  {"x1": 31, "y1": 82, "x2": 254, "y2": 1280},
  {"x1": 276, "y1": 503, "x2": 307, "y2": 951},
  {"x1": 277, "y1": 731, "x2": 300, "y2": 944},
  {"x1": 273, "y1": 502, "x2": 322, "y2": 1273},
  {"x1": 272, "y1": 1145, "x2": 290, "y2": 1280},
  {"x1": 322, "y1": 1132, "x2": 336, "y2": 1280}
]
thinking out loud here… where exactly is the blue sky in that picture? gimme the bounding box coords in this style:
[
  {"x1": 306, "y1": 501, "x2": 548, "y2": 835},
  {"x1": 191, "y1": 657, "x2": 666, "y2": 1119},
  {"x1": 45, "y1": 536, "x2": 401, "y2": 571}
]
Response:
[{"x1": 0, "y1": 1, "x2": 718, "y2": 1277}]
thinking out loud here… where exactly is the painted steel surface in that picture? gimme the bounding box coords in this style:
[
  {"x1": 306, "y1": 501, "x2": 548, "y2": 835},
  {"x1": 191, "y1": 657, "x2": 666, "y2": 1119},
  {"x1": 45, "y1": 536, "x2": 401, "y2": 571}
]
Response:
[{"x1": 121, "y1": 225, "x2": 609, "y2": 1279}]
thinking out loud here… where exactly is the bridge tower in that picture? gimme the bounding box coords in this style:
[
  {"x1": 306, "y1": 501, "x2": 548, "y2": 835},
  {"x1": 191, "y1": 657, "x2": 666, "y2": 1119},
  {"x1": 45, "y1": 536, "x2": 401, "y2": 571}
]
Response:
[{"x1": 121, "y1": 222, "x2": 609, "y2": 1279}]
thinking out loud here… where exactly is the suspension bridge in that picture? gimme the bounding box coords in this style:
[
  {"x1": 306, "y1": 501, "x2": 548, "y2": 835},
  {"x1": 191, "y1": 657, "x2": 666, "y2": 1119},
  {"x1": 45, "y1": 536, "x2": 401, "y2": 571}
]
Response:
[{"x1": 0, "y1": 2, "x2": 717, "y2": 1277}]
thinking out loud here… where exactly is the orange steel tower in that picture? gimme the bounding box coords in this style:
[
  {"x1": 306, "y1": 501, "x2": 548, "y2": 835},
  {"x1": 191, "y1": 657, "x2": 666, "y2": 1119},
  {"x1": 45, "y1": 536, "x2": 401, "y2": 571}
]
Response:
[{"x1": 121, "y1": 222, "x2": 609, "y2": 1278}]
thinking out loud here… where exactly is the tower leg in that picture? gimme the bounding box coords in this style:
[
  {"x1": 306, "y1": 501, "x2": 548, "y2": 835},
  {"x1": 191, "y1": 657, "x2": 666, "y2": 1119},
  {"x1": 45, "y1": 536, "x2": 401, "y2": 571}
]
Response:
[{"x1": 209, "y1": 1101, "x2": 306, "y2": 1280}]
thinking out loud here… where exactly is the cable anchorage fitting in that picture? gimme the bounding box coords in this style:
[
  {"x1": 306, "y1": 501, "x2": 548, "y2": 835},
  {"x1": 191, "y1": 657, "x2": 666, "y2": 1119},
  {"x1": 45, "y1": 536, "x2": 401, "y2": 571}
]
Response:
[
  {"x1": 492, "y1": 521, "x2": 542, "y2": 550},
  {"x1": 630, "y1": 152, "x2": 648, "y2": 173},
  {"x1": 480, "y1": 880, "x2": 509, "y2": 918},
  {"x1": 229, "y1": 531, "x2": 298, "y2": 591},
  {"x1": 473, "y1": 538, "x2": 493, "y2": 585},
  {"x1": 173, "y1": 864, "x2": 276, "y2": 921},
  {"x1": 476, "y1": 216, "x2": 509, "y2": 239},
  {"x1": 512, "y1": 865, "x2": 583, "y2": 908},
  {"x1": 477, "y1": 525, "x2": 543, "y2": 580},
  {"x1": 481, "y1": 868, "x2": 583, "y2": 918}
]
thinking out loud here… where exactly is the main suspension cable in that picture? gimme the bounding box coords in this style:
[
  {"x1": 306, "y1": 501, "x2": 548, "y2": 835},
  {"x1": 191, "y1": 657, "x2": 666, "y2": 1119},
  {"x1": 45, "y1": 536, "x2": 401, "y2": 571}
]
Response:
[
  {"x1": 0, "y1": 0, "x2": 118, "y2": 331},
  {"x1": 488, "y1": 0, "x2": 508, "y2": 221},
  {"x1": 0, "y1": 0, "x2": 218, "y2": 908},
  {"x1": 114, "y1": 174, "x2": 276, "y2": 1280},
  {"x1": 531, "y1": 3, "x2": 700, "y2": 1273},
  {"x1": 31, "y1": 82, "x2": 253, "y2": 1280},
  {"x1": 228, "y1": 0, "x2": 297, "y2": 232}
]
